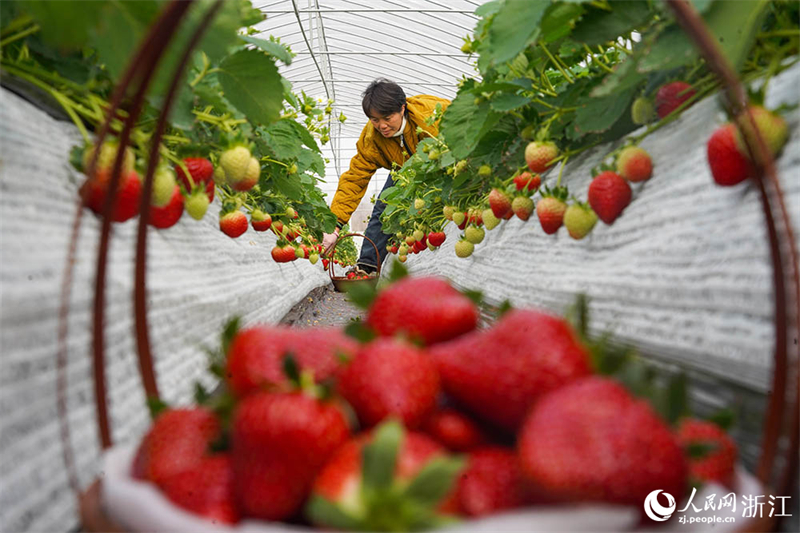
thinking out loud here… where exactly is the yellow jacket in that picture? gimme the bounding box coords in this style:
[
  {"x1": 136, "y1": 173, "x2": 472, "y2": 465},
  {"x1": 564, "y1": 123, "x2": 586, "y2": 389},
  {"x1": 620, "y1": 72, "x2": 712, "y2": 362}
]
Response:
[{"x1": 330, "y1": 94, "x2": 450, "y2": 224}]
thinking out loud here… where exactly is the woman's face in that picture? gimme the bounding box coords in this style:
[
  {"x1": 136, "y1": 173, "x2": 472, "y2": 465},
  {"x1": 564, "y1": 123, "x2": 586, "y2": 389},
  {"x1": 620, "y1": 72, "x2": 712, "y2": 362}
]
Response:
[{"x1": 368, "y1": 105, "x2": 405, "y2": 137}]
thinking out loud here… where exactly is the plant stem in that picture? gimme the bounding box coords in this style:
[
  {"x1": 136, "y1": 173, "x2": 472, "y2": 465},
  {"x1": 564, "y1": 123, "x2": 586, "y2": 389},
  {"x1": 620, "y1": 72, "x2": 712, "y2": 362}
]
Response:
[
  {"x1": 556, "y1": 155, "x2": 569, "y2": 187},
  {"x1": 540, "y1": 43, "x2": 574, "y2": 84},
  {"x1": 0, "y1": 24, "x2": 40, "y2": 48}
]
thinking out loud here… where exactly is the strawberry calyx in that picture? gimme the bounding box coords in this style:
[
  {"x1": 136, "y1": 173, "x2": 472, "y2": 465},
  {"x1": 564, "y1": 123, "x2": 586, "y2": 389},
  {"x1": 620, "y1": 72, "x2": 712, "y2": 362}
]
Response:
[
  {"x1": 306, "y1": 420, "x2": 464, "y2": 532},
  {"x1": 539, "y1": 185, "x2": 569, "y2": 202}
]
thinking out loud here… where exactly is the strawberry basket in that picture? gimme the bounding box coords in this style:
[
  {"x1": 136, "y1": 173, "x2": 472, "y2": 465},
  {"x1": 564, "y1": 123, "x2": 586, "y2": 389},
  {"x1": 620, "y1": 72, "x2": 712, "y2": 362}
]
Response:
[
  {"x1": 46, "y1": 2, "x2": 796, "y2": 533},
  {"x1": 327, "y1": 232, "x2": 381, "y2": 293}
]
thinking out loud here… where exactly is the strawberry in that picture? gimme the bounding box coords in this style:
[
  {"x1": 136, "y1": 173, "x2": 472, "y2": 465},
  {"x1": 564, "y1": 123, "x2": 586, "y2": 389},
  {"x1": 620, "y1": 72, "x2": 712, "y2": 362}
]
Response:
[
  {"x1": 422, "y1": 408, "x2": 487, "y2": 452},
  {"x1": 707, "y1": 123, "x2": 755, "y2": 186},
  {"x1": 655, "y1": 81, "x2": 695, "y2": 118},
  {"x1": 219, "y1": 146, "x2": 252, "y2": 187},
  {"x1": 430, "y1": 309, "x2": 592, "y2": 431},
  {"x1": 225, "y1": 325, "x2": 356, "y2": 396},
  {"x1": 456, "y1": 447, "x2": 529, "y2": 517},
  {"x1": 734, "y1": 105, "x2": 789, "y2": 162},
  {"x1": 131, "y1": 408, "x2": 220, "y2": 485},
  {"x1": 160, "y1": 455, "x2": 239, "y2": 524},
  {"x1": 488, "y1": 188, "x2": 512, "y2": 218},
  {"x1": 82, "y1": 141, "x2": 135, "y2": 176},
  {"x1": 151, "y1": 167, "x2": 177, "y2": 207},
  {"x1": 482, "y1": 208, "x2": 500, "y2": 230},
  {"x1": 455, "y1": 239, "x2": 474, "y2": 258},
  {"x1": 536, "y1": 197, "x2": 567, "y2": 234},
  {"x1": 452, "y1": 211, "x2": 466, "y2": 227},
  {"x1": 414, "y1": 198, "x2": 426, "y2": 210},
  {"x1": 676, "y1": 418, "x2": 737, "y2": 487},
  {"x1": 468, "y1": 209, "x2": 483, "y2": 227},
  {"x1": 175, "y1": 157, "x2": 215, "y2": 202},
  {"x1": 616, "y1": 146, "x2": 653, "y2": 182},
  {"x1": 525, "y1": 141, "x2": 559, "y2": 173},
  {"x1": 295, "y1": 246, "x2": 306, "y2": 259},
  {"x1": 148, "y1": 185, "x2": 184, "y2": 229},
  {"x1": 285, "y1": 206, "x2": 298, "y2": 219},
  {"x1": 398, "y1": 254, "x2": 408, "y2": 263},
  {"x1": 84, "y1": 168, "x2": 142, "y2": 222},
  {"x1": 427, "y1": 232, "x2": 446, "y2": 247},
  {"x1": 366, "y1": 276, "x2": 479, "y2": 345},
  {"x1": 184, "y1": 189, "x2": 210, "y2": 221},
  {"x1": 511, "y1": 195, "x2": 534, "y2": 221},
  {"x1": 219, "y1": 211, "x2": 247, "y2": 238},
  {"x1": 465, "y1": 225, "x2": 485, "y2": 244},
  {"x1": 518, "y1": 377, "x2": 687, "y2": 506},
  {"x1": 413, "y1": 229, "x2": 425, "y2": 241},
  {"x1": 232, "y1": 391, "x2": 350, "y2": 520},
  {"x1": 307, "y1": 421, "x2": 463, "y2": 531},
  {"x1": 271, "y1": 220, "x2": 286, "y2": 237},
  {"x1": 337, "y1": 338, "x2": 440, "y2": 429},
  {"x1": 250, "y1": 209, "x2": 272, "y2": 231},
  {"x1": 231, "y1": 156, "x2": 260, "y2": 192},
  {"x1": 443, "y1": 205, "x2": 455, "y2": 220},
  {"x1": 513, "y1": 171, "x2": 541, "y2": 192},
  {"x1": 587, "y1": 171, "x2": 632, "y2": 224},
  {"x1": 309, "y1": 253, "x2": 319, "y2": 265},
  {"x1": 563, "y1": 202, "x2": 598, "y2": 240},
  {"x1": 631, "y1": 96, "x2": 655, "y2": 125}
]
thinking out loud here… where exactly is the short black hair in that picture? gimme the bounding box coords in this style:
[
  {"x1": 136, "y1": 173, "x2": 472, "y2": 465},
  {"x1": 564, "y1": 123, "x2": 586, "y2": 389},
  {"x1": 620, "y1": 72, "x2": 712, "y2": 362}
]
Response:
[{"x1": 362, "y1": 79, "x2": 406, "y2": 117}]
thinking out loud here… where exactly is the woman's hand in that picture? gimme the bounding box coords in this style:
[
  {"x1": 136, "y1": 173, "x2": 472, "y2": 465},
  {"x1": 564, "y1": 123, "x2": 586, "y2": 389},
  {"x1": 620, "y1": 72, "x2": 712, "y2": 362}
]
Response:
[{"x1": 322, "y1": 228, "x2": 340, "y2": 255}]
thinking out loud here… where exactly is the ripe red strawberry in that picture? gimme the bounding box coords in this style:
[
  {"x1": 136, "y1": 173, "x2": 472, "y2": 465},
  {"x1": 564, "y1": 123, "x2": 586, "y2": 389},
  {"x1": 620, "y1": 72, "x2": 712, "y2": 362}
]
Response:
[
  {"x1": 337, "y1": 338, "x2": 440, "y2": 429},
  {"x1": 231, "y1": 391, "x2": 350, "y2": 520},
  {"x1": 511, "y1": 196, "x2": 534, "y2": 221},
  {"x1": 707, "y1": 123, "x2": 755, "y2": 186},
  {"x1": 430, "y1": 309, "x2": 592, "y2": 431},
  {"x1": 468, "y1": 209, "x2": 483, "y2": 227},
  {"x1": 488, "y1": 188, "x2": 512, "y2": 218},
  {"x1": 250, "y1": 209, "x2": 272, "y2": 231},
  {"x1": 457, "y1": 212, "x2": 469, "y2": 230},
  {"x1": 271, "y1": 220, "x2": 285, "y2": 237},
  {"x1": 514, "y1": 171, "x2": 541, "y2": 192},
  {"x1": 616, "y1": 146, "x2": 653, "y2": 182},
  {"x1": 225, "y1": 325, "x2": 356, "y2": 397},
  {"x1": 148, "y1": 185, "x2": 184, "y2": 229},
  {"x1": 366, "y1": 276, "x2": 479, "y2": 345},
  {"x1": 655, "y1": 81, "x2": 696, "y2": 118},
  {"x1": 428, "y1": 232, "x2": 446, "y2": 247},
  {"x1": 219, "y1": 211, "x2": 247, "y2": 238},
  {"x1": 537, "y1": 197, "x2": 567, "y2": 234},
  {"x1": 456, "y1": 447, "x2": 530, "y2": 517},
  {"x1": 518, "y1": 377, "x2": 687, "y2": 506},
  {"x1": 131, "y1": 408, "x2": 220, "y2": 485},
  {"x1": 676, "y1": 418, "x2": 737, "y2": 487},
  {"x1": 84, "y1": 168, "x2": 142, "y2": 222},
  {"x1": 587, "y1": 171, "x2": 632, "y2": 224},
  {"x1": 175, "y1": 157, "x2": 215, "y2": 201},
  {"x1": 422, "y1": 408, "x2": 487, "y2": 452},
  {"x1": 307, "y1": 421, "x2": 462, "y2": 530},
  {"x1": 160, "y1": 455, "x2": 239, "y2": 524},
  {"x1": 525, "y1": 141, "x2": 559, "y2": 173}
]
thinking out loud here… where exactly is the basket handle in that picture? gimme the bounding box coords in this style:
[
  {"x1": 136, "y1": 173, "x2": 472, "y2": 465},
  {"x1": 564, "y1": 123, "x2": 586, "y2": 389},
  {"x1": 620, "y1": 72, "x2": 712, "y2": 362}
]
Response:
[{"x1": 326, "y1": 232, "x2": 382, "y2": 281}]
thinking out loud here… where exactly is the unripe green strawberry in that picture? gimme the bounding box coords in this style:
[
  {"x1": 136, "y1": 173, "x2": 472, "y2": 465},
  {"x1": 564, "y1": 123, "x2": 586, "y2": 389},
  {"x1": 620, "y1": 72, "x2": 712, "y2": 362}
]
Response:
[
  {"x1": 288, "y1": 163, "x2": 298, "y2": 174},
  {"x1": 443, "y1": 206, "x2": 455, "y2": 220},
  {"x1": 151, "y1": 167, "x2": 177, "y2": 207},
  {"x1": 631, "y1": 97, "x2": 655, "y2": 125},
  {"x1": 734, "y1": 106, "x2": 789, "y2": 162},
  {"x1": 455, "y1": 160, "x2": 468, "y2": 174},
  {"x1": 295, "y1": 246, "x2": 306, "y2": 259},
  {"x1": 219, "y1": 146, "x2": 251, "y2": 183},
  {"x1": 399, "y1": 244, "x2": 409, "y2": 255},
  {"x1": 461, "y1": 40, "x2": 473, "y2": 54},
  {"x1": 228, "y1": 156, "x2": 259, "y2": 192},
  {"x1": 213, "y1": 165, "x2": 227, "y2": 186},
  {"x1": 428, "y1": 149, "x2": 440, "y2": 161},
  {"x1": 482, "y1": 208, "x2": 500, "y2": 230},
  {"x1": 465, "y1": 225, "x2": 485, "y2": 244},
  {"x1": 452, "y1": 211, "x2": 466, "y2": 226},
  {"x1": 185, "y1": 190, "x2": 210, "y2": 220},
  {"x1": 422, "y1": 144, "x2": 431, "y2": 153},
  {"x1": 413, "y1": 229, "x2": 425, "y2": 241},
  {"x1": 478, "y1": 165, "x2": 492, "y2": 178},
  {"x1": 563, "y1": 203, "x2": 598, "y2": 240},
  {"x1": 537, "y1": 197, "x2": 567, "y2": 234},
  {"x1": 82, "y1": 141, "x2": 135, "y2": 175},
  {"x1": 616, "y1": 146, "x2": 653, "y2": 183},
  {"x1": 309, "y1": 253, "x2": 319, "y2": 265},
  {"x1": 511, "y1": 196, "x2": 534, "y2": 221},
  {"x1": 285, "y1": 207, "x2": 298, "y2": 219},
  {"x1": 414, "y1": 198, "x2": 426, "y2": 210},
  {"x1": 525, "y1": 141, "x2": 559, "y2": 173},
  {"x1": 455, "y1": 239, "x2": 474, "y2": 258},
  {"x1": 427, "y1": 242, "x2": 436, "y2": 251}
]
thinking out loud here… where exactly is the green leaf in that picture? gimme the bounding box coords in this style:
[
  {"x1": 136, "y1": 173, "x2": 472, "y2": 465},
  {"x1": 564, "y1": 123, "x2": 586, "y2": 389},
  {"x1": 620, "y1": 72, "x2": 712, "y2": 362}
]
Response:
[
  {"x1": 305, "y1": 496, "x2": 363, "y2": 531},
  {"x1": 571, "y1": 1, "x2": 652, "y2": 46},
  {"x1": 482, "y1": 0, "x2": 550, "y2": 66},
  {"x1": 298, "y1": 149, "x2": 325, "y2": 176},
  {"x1": 491, "y1": 93, "x2": 532, "y2": 112},
  {"x1": 708, "y1": 408, "x2": 736, "y2": 431},
  {"x1": 590, "y1": 57, "x2": 645, "y2": 98},
  {"x1": 442, "y1": 90, "x2": 502, "y2": 160},
  {"x1": 344, "y1": 320, "x2": 377, "y2": 344},
  {"x1": 288, "y1": 120, "x2": 321, "y2": 152},
  {"x1": 389, "y1": 261, "x2": 409, "y2": 282},
  {"x1": 24, "y1": 0, "x2": 107, "y2": 50},
  {"x1": 462, "y1": 289, "x2": 484, "y2": 306},
  {"x1": 665, "y1": 373, "x2": 689, "y2": 425},
  {"x1": 221, "y1": 316, "x2": 241, "y2": 356},
  {"x1": 540, "y1": 1, "x2": 585, "y2": 44},
  {"x1": 362, "y1": 420, "x2": 403, "y2": 492},
  {"x1": 475, "y1": 0, "x2": 502, "y2": 17},
  {"x1": 404, "y1": 456, "x2": 466, "y2": 507},
  {"x1": 575, "y1": 86, "x2": 636, "y2": 133},
  {"x1": 218, "y1": 49, "x2": 283, "y2": 126},
  {"x1": 281, "y1": 353, "x2": 301, "y2": 384},
  {"x1": 639, "y1": 0, "x2": 770, "y2": 73},
  {"x1": 690, "y1": 0, "x2": 716, "y2": 14},
  {"x1": 687, "y1": 442, "x2": 720, "y2": 459},
  {"x1": 240, "y1": 35, "x2": 293, "y2": 64},
  {"x1": 345, "y1": 281, "x2": 378, "y2": 310},
  {"x1": 270, "y1": 174, "x2": 305, "y2": 200},
  {"x1": 262, "y1": 119, "x2": 303, "y2": 159},
  {"x1": 147, "y1": 396, "x2": 170, "y2": 420},
  {"x1": 88, "y1": 1, "x2": 159, "y2": 83},
  {"x1": 497, "y1": 300, "x2": 514, "y2": 317},
  {"x1": 565, "y1": 293, "x2": 590, "y2": 338}
]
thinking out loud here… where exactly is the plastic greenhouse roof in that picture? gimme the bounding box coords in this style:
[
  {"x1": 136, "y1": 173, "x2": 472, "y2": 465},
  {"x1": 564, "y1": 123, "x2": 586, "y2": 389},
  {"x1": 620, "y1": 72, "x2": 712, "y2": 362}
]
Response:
[{"x1": 252, "y1": 0, "x2": 483, "y2": 206}]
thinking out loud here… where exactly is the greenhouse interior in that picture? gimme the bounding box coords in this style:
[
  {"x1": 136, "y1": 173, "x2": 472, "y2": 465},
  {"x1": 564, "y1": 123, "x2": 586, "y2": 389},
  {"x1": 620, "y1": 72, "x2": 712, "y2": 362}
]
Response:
[{"x1": 0, "y1": 0, "x2": 798, "y2": 532}]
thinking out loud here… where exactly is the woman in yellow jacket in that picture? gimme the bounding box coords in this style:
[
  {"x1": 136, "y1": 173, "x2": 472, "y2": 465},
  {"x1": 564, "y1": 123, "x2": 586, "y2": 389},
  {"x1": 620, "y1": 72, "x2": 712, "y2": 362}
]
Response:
[{"x1": 322, "y1": 79, "x2": 450, "y2": 273}]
